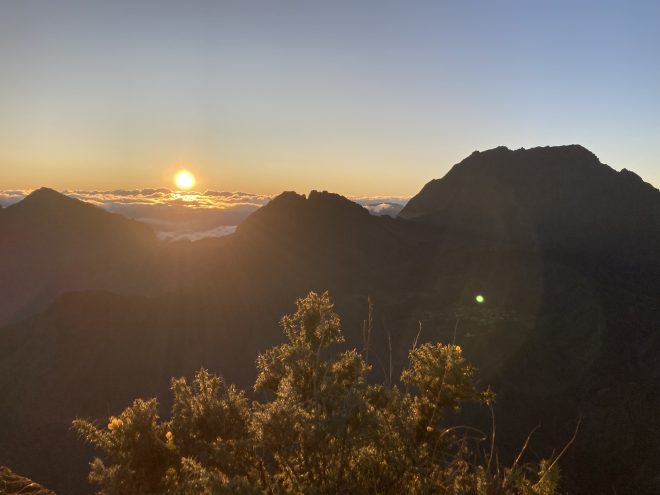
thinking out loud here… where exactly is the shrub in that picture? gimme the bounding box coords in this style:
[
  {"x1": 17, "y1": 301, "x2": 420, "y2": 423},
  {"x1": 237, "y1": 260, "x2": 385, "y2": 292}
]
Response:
[{"x1": 75, "y1": 291, "x2": 560, "y2": 494}]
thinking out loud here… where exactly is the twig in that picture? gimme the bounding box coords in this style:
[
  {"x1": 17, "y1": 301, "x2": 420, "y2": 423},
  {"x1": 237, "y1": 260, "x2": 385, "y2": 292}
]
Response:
[
  {"x1": 412, "y1": 320, "x2": 423, "y2": 350},
  {"x1": 537, "y1": 416, "x2": 582, "y2": 485},
  {"x1": 387, "y1": 329, "x2": 393, "y2": 386}
]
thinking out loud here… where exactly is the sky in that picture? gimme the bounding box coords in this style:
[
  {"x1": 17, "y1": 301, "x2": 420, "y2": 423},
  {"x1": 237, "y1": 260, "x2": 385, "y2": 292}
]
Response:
[{"x1": 1, "y1": 0, "x2": 659, "y2": 196}]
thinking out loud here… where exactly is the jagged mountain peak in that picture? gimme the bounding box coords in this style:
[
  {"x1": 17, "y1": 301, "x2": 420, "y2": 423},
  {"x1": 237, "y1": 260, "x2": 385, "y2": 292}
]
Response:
[
  {"x1": 260, "y1": 190, "x2": 367, "y2": 214},
  {"x1": 399, "y1": 145, "x2": 660, "y2": 256},
  {"x1": 441, "y1": 144, "x2": 603, "y2": 182},
  {"x1": 238, "y1": 190, "x2": 370, "y2": 235}
]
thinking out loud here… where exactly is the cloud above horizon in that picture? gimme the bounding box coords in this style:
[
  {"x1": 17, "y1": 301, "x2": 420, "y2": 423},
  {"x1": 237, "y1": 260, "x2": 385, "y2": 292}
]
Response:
[{"x1": 0, "y1": 189, "x2": 408, "y2": 241}]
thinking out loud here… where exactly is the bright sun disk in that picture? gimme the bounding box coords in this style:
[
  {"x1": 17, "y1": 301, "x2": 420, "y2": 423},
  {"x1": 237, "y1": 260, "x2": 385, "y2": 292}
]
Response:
[{"x1": 174, "y1": 170, "x2": 195, "y2": 190}]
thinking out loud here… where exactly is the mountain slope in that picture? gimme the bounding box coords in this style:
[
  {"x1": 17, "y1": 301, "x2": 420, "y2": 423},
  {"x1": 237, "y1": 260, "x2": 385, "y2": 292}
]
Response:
[
  {"x1": 2, "y1": 155, "x2": 660, "y2": 494},
  {"x1": 400, "y1": 145, "x2": 660, "y2": 258},
  {"x1": 0, "y1": 188, "x2": 158, "y2": 326}
]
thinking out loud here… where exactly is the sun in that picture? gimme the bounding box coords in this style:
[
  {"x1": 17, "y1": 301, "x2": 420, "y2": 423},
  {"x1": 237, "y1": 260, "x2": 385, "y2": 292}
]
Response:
[{"x1": 174, "y1": 169, "x2": 195, "y2": 190}]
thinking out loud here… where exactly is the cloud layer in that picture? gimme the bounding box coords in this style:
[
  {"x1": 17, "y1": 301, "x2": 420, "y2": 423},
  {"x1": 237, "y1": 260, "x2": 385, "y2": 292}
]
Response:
[{"x1": 0, "y1": 189, "x2": 408, "y2": 241}]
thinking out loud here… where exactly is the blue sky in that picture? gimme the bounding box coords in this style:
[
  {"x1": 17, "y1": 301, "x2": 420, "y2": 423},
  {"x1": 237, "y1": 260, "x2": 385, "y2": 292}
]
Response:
[{"x1": 1, "y1": 0, "x2": 658, "y2": 195}]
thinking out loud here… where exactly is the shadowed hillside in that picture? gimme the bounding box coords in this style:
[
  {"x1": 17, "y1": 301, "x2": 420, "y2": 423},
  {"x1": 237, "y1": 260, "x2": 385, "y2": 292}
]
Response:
[
  {"x1": 2, "y1": 147, "x2": 660, "y2": 494},
  {"x1": 400, "y1": 145, "x2": 660, "y2": 258},
  {"x1": 0, "y1": 187, "x2": 158, "y2": 327}
]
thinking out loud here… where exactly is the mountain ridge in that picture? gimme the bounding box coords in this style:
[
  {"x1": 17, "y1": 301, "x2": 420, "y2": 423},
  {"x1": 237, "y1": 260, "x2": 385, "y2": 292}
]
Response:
[
  {"x1": 399, "y1": 145, "x2": 660, "y2": 258},
  {"x1": 3, "y1": 146, "x2": 660, "y2": 494},
  {"x1": 0, "y1": 187, "x2": 158, "y2": 327}
]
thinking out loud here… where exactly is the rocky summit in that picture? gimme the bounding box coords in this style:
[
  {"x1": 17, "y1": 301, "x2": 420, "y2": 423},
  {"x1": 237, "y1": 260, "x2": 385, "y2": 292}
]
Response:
[{"x1": 400, "y1": 145, "x2": 660, "y2": 258}]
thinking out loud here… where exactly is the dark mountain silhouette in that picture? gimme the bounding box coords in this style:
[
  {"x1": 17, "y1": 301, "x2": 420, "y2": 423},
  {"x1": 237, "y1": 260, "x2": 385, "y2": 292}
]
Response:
[
  {"x1": 2, "y1": 147, "x2": 660, "y2": 494},
  {"x1": 234, "y1": 190, "x2": 429, "y2": 280},
  {"x1": 400, "y1": 145, "x2": 660, "y2": 258},
  {"x1": 0, "y1": 187, "x2": 157, "y2": 326}
]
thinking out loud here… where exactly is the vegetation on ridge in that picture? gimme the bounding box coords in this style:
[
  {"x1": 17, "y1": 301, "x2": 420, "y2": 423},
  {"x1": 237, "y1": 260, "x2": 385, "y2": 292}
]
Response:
[{"x1": 74, "y1": 291, "x2": 560, "y2": 494}]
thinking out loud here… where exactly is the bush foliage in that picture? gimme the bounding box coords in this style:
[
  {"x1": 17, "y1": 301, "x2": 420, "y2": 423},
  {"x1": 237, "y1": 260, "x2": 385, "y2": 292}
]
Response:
[{"x1": 74, "y1": 291, "x2": 559, "y2": 494}]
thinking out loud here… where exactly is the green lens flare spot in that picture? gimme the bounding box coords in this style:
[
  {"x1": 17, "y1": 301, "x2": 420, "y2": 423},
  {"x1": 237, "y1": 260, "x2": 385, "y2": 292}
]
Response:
[{"x1": 475, "y1": 294, "x2": 485, "y2": 304}]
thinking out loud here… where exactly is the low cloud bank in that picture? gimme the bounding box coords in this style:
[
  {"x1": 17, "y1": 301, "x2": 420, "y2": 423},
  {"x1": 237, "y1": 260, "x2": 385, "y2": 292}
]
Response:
[
  {"x1": 157, "y1": 225, "x2": 238, "y2": 242},
  {"x1": 0, "y1": 189, "x2": 408, "y2": 241},
  {"x1": 359, "y1": 202, "x2": 406, "y2": 217}
]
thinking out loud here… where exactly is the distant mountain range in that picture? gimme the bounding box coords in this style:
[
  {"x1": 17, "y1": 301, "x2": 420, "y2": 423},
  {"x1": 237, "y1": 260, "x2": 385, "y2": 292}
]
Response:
[
  {"x1": 0, "y1": 189, "x2": 407, "y2": 243},
  {"x1": 1, "y1": 145, "x2": 660, "y2": 494}
]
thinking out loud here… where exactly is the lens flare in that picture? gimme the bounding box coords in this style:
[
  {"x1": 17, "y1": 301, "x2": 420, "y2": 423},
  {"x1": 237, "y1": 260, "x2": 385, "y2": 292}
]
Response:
[{"x1": 475, "y1": 294, "x2": 485, "y2": 304}]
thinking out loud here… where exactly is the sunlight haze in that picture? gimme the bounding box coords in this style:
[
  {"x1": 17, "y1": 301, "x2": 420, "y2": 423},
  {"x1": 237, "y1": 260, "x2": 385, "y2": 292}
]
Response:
[
  {"x1": 3, "y1": 3, "x2": 660, "y2": 494},
  {"x1": 1, "y1": 0, "x2": 659, "y2": 194}
]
